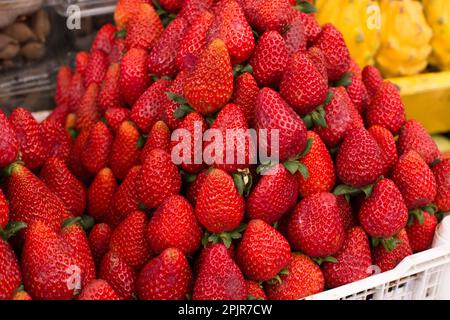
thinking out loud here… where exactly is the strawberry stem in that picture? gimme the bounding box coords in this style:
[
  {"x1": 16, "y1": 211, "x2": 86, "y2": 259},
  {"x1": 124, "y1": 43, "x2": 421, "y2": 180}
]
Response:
[
  {"x1": 293, "y1": 1, "x2": 317, "y2": 14},
  {"x1": 0, "y1": 221, "x2": 27, "y2": 241}
]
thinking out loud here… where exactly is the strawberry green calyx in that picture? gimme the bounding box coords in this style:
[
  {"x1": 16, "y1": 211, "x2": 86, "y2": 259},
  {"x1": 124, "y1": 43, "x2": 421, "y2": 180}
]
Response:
[
  {"x1": 330, "y1": 72, "x2": 353, "y2": 88},
  {"x1": 0, "y1": 221, "x2": 27, "y2": 241},
  {"x1": 247, "y1": 295, "x2": 264, "y2": 301},
  {"x1": 232, "y1": 169, "x2": 253, "y2": 197},
  {"x1": 265, "y1": 268, "x2": 289, "y2": 285},
  {"x1": 408, "y1": 205, "x2": 437, "y2": 225},
  {"x1": 371, "y1": 236, "x2": 402, "y2": 252},
  {"x1": 136, "y1": 134, "x2": 147, "y2": 150},
  {"x1": 152, "y1": 0, "x2": 176, "y2": 27},
  {"x1": 302, "y1": 90, "x2": 334, "y2": 129},
  {"x1": 334, "y1": 176, "x2": 384, "y2": 201},
  {"x1": 293, "y1": 1, "x2": 317, "y2": 14},
  {"x1": 182, "y1": 171, "x2": 197, "y2": 184},
  {"x1": 62, "y1": 215, "x2": 94, "y2": 231},
  {"x1": 312, "y1": 256, "x2": 338, "y2": 266},
  {"x1": 202, "y1": 224, "x2": 247, "y2": 249},
  {"x1": 68, "y1": 127, "x2": 78, "y2": 139},
  {"x1": 2, "y1": 161, "x2": 24, "y2": 177},
  {"x1": 167, "y1": 92, "x2": 195, "y2": 119},
  {"x1": 282, "y1": 137, "x2": 313, "y2": 177},
  {"x1": 115, "y1": 29, "x2": 127, "y2": 39},
  {"x1": 233, "y1": 64, "x2": 253, "y2": 78}
]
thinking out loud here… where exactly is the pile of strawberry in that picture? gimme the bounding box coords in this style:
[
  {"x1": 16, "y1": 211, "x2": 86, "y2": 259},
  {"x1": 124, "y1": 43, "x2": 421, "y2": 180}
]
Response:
[{"x1": 1, "y1": 0, "x2": 450, "y2": 301}]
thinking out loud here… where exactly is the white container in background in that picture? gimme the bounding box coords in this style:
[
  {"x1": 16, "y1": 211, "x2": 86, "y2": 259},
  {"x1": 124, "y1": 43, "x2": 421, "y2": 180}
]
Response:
[{"x1": 433, "y1": 216, "x2": 450, "y2": 299}]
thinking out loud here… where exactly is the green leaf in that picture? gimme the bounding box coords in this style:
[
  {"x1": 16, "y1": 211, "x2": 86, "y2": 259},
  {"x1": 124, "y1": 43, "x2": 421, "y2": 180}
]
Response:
[
  {"x1": 201, "y1": 232, "x2": 210, "y2": 247},
  {"x1": 0, "y1": 221, "x2": 27, "y2": 241},
  {"x1": 294, "y1": 1, "x2": 317, "y2": 14},
  {"x1": 252, "y1": 29, "x2": 260, "y2": 39},
  {"x1": 241, "y1": 64, "x2": 253, "y2": 74},
  {"x1": 166, "y1": 92, "x2": 187, "y2": 104},
  {"x1": 80, "y1": 215, "x2": 95, "y2": 231},
  {"x1": 321, "y1": 256, "x2": 338, "y2": 263},
  {"x1": 233, "y1": 173, "x2": 245, "y2": 196},
  {"x1": 136, "y1": 135, "x2": 147, "y2": 150},
  {"x1": 283, "y1": 160, "x2": 300, "y2": 175},
  {"x1": 173, "y1": 105, "x2": 194, "y2": 119},
  {"x1": 311, "y1": 108, "x2": 328, "y2": 128},
  {"x1": 138, "y1": 203, "x2": 148, "y2": 211},
  {"x1": 297, "y1": 163, "x2": 309, "y2": 180},
  {"x1": 323, "y1": 90, "x2": 334, "y2": 105},
  {"x1": 422, "y1": 204, "x2": 437, "y2": 215},
  {"x1": 300, "y1": 138, "x2": 313, "y2": 158},
  {"x1": 332, "y1": 72, "x2": 353, "y2": 88},
  {"x1": 68, "y1": 127, "x2": 78, "y2": 139},
  {"x1": 279, "y1": 268, "x2": 289, "y2": 276},
  {"x1": 235, "y1": 224, "x2": 247, "y2": 233},
  {"x1": 115, "y1": 29, "x2": 127, "y2": 39},
  {"x1": 220, "y1": 233, "x2": 232, "y2": 249},
  {"x1": 430, "y1": 158, "x2": 442, "y2": 168},
  {"x1": 302, "y1": 114, "x2": 313, "y2": 129},
  {"x1": 247, "y1": 295, "x2": 263, "y2": 301},
  {"x1": 256, "y1": 162, "x2": 275, "y2": 175},
  {"x1": 183, "y1": 172, "x2": 197, "y2": 184},
  {"x1": 409, "y1": 208, "x2": 424, "y2": 225},
  {"x1": 381, "y1": 237, "x2": 402, "y2": 252},
  {"x1": 62, "y1": 216, "x2": 82, "y2": 228},
  {"x1": 371, "y1": 237, "x2": 381, "y2": 247},
  {"x1": 361, "y1": 183, "x2": 375, "y2": 198},
  {"x1": 333, "y1": 184, "x2": 360, "y2": 197}
]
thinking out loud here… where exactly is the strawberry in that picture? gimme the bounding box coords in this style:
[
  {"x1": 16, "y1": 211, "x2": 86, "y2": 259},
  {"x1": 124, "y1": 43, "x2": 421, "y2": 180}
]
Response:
[
  {"x1": 433, "y1": 159, "x2": 450, "y2": 212},
  {"x1": 109, "y1": 121, "x2": 142, "y2": 180},
  {"x1": 138, "y1": 148, "x2": 181, "y2": 209},
  {"x1": 247, "y1": 164, "x2": 298, "y2": 224},
  {"x1": 88, "y1": 223, "x2": 112, "y2": 266},
  {"x1": 22, "y1": 220, "x2": 95, "y2": 300},
  {"x1": 9, "y1": 107, "x2": 46, "y2": 171},
  {"x1": 178, "y1": 0, "x2": 215, "y2": 24},
  {"x1": 306, "y1": 46, "x2": 328, "y2": 82},
  {"x1": 111, "y1": 166, "x2": 141, "y2": 227},
  {"x1": 137, "y1": 248, "x2": 193, "y2": 300},
  {"x1": 313, "y1": 24, "x2": 350, "y2": 82},
  {"x1": 81, "y1": 122, "x2": 113, "y2": 175},
  {"x1": 104, "y1": 107, "x2": 130, "y2": 132},
  {"x1": 67, "y1": 72, "x2": 86, "y2": 113},
  {"x1": 322, "y1": 227, "x2": 372, "y2": 289},
  {"x1": 297, "y1": 131, "x2": 335, "y2": 198},
  {"x1": 176, "y1": 10, "x2": 214, "y2": 71},
  {"x1": 147, "y1": 195, "x2": 203, "y2": 255},
  {"x1": 246, "y1": 280, "x2": 267, "y2": 300},
  {"x1": 114, "y1": 0, "x2": 149, "y2": 30},
  {"x1": 78, "y1": 279, "x2": 120, "y2": 300},
  {"x1": 391, "y1": 151, "x2": 437, "y2": 209},
  {"x1": 125, "y1": 3, "x2": 164, "y2": 51},
  {"x1": 0, "y1": 238, "x2": 22, "y2": 299},
  {"x1": 337, "y1": 195, "x2": 357, "y2": 230},
  {"x1": 109, "y1": 211, "x2": 151, "y2": 269},
  {"x1": 55, "y1": 66, "x2": 73, "y2": 106},
  {"x1": 119, "y1": 48, "x2": 151, "y2": 107},
  {"x1": 75, "y1": 51, "x2": 89, "y2": 75},
  {"x1": 141, "y1": 120, "x2": 171, "y2": 160},
  {"x1": 99, "y1": 251, "x2": 136, "y2": 300},
  {"x1": 237, "y1": 219, "x2": 290, "y2": 281},
  {"x1": 108, "y1": 37, "x2": 127, "y2": 64},
  {"x1": 148, "y1": 17, "x2": 189, "y2": 77},
  {"x1": 75, "y1": 83, "x2": 101, "y2": 132},
  {"x1": 265, "y1": 253, "x2": 325, "y2": 300},
  {"x1": 255, "y1": 87, "x2": 307, "y2": 162},
  {"x1": 398, "y1": 119, "x2": 442, "y2": 165},
  {"x1": 0, "y1": 190, "x2": 8, "y2": 229},
  {"x1": 250, "y1": 31, "x2": 289, "y2": 88},
  {"x1": 280, "y1": 51, "x2": 328, "y2": 116},
  {"x1": 368, "y1": 125, "x2": 398, "y2": 175},
  {"x1": 295, "y1": 10, "x2": 321, "y2": 45},
  {"x1": 241, "y1": 0, "x2": 291, "y2": 34},
  {"x1": 40, "y1": 157, "x2": 86, "y2": 217},
  {"x1": 186, "y1": 170, "x2": 208, "y2": 206},
  {"x1": 372, "y1": 229, "x2": 412, "y2": 272},
  {"x1": 183, "y1": 39, "x2": 233, "y2": 115},
  {"x1": 84, "y1": 50, "x2": 108, "y2": 87},
  {"x1": 336, "y1": 127, "x2": 384, "y2": 188},
  {"x1": 98, "y1": 63, "x2": 124, "y2": 113},
  {"x1": 283, "y1": 14, "x2": 307, "y2": 55},
  {"x1": 0, "y1": 111, "x2": 19, "y2": 169},
  {"x1": 131, "y1": 78, "x2": 172, "y2": 133},
  {"x1": 362, "y1": 65, "x2": 383, "y2": 99},
  {"x1": 161, "y1": 70, "x2": 187, "y2": 130},
  {"x1": 158, "y1": 0, "x2": 183, "y2": 12},
  {"x1": 406, "y1": 210, "x2": 437, "y2": 253},
  {"x1": 91, "y1": 24, "x2": 116, "y2": 55},
  {"x1": 193, "y1": 243, "x2": 246, "y2": 300},
  {"x1": 88, "y1": 168, "x2": 118, "y2": 222},
  {"x1": 231, "y1": 73, "x2": 259, "y2": 126},
  {"x1": 195, "y1": 168, "x2": 244, "y2": 234},
  {"x1": 365, "y1": 81, "x2": 406, "y2": 135},
  {"x1": 68, "y1": 130, "x2": 92, "y2": 184},
  {"x1": 40, "y1": 118, "x2": 72, "y2": 163}
]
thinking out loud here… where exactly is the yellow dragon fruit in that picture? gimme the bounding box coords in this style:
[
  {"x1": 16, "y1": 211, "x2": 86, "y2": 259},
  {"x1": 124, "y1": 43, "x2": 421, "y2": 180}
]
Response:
[
  {"x1": 376, "y1": 0, "x2": 433, "y2": 77},
  {"x1": 423, "y1": 0, "x2": 450, "y2": 70},
  {"x1": 315, "y1": 0, "x2": 380, "y2": 68}
]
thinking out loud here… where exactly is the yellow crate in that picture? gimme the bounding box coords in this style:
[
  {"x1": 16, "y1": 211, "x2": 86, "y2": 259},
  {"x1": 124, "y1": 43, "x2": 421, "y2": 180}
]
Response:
[{"x1": 388, "y1": 71, "x2": 450, "y2": 134}]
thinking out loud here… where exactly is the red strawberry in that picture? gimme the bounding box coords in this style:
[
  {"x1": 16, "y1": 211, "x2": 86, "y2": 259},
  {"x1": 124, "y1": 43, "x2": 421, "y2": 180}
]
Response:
[
  {"x1": 372, "y1": 229, "x2": 412, "y2": 272},
  {"x1": 98, "y1": 63, "x2": 124, "y2": 113},
  {"x1": 362, "y1": 65, "x2": 383, "y2": 99},
  {"x1": 109, "y1": 211, "x2": 151, "y2": 269},
  {"x1": 88, "y1": 168, "x2": 118, "y2": 222},
  {"x1": 406, "y1": 210, "x2": 437, "y2": 253},
  {"x1": 148, "y1": 17, "x2": 189, "y2": 77},
  {"x1": 313, "y1": 24, "x2": 350, "y2": 81},
  {"x1": 99, "y1": 251, "x2": 136, "y2": 300},
  {"x1": 237, "y1": 219, "x2": 291, "y2": 281},
  {"x1": 68, "y1": 130, "x2": 92, "y2": 183},
  {"x1": 365, "y1": 81, "x2": 406, "y2": 135},
  {"x1": 368, "y1": 125, "x2": 398, "y2": 175},
  {"x1": 193, "y1": 243, "x2": 246, "y2": 300},
  {"x1": 78, "y1": 279, "x2": 120, "y2": 300},
  {"x1": 91, "y1": 24, "x2": 116, "y2": 55},
  {"x1": 178, "y1": 0, "x2": 215, "y2": 24},
  {"x1": 119, "y1": 48, "x2": 151, "y2": 107},
  {"x1": 337, "y1": 195, "x2": 357, "y2": 230},
  {"x1": 250, "y1": 31, "x2": 289, "y2": 87},
  {"x1": 0, "y1": 238, "x2": 21, "y2": 299},
  {"x1": 114, "y1": 0, "x2": 149, "y2": 30},
  {"x1": 231, "y1": 73, "x2": 259, "y2": 126},
  {"x1": 111, "y1": 166, "x2": 141, "y2": 227},
  {"x1": 75, "y1": 83, "x2": 101, "y2": 132},
  {"x1": 55, "y1": 66, "x2": 73, "y2": 106},
  {"x1": 241, "y1": 0, "x2": 291, "y2": 34},
  {"x1": 306, "y1": 46, "x2": 328, "y2": 82},
  {"x1": 247, "y1": 164, "x2": 298, "y2": 224},
  {"x1": 40, "y1": 157, "x2": 86, "y2": 217},
  {"x1": 336, "y1": 127, "x2": 384, "y2": 188},
  {"x1": 391, "y1": 151, "x2": 437, "y2": 209},
  {"x1": 88, "y1": 223, "x2": 112, "y2": 266},
  {"x1": 0, "y1": 111, "x2": 19, "y2": 168},
  {"x1": 125, "y1": 3, "x2": 164, "y2": 51},
  {"x1": 246, "y1": 280, "x2": 267, "y2": 300},
  {"x1": 137, "y1": 248, "x2": 193, "y2": 300},
  {"x1": 81, "y1": 122, "x2": 113, "y2": 175},
  {"x1": 75, "y1": 51, "x2": 89, "y2": 75},
  {"x1": 108, "y1": 37, "x2": 127, "y2": 64},
  {"x1": 186, "y1": 170, "x2": 208, "y2": 206},
  {"x1": 398, "y1": 119, "x2": 442, "y2": 165},
  {"x1": 265, "y1": 253, "x2": 325, "y2": 300},
  {"x1": 254, "y1": 87, "x2": 307, "y2": 162},
  {"x1": 176, "y1": 10, "x2": 214, "y2": 71},
  {"x1": 131, "y1": 78, "x2": 172, "y2": 133},
  {"x1": 104, "y1": 107, "x2": 130, "y2": 132},
  {"x1": 433, "y1": 159, "x2": 450, "y2": 212},
  {"x1": 141, "y1": 120, "x2": 171, "y2": 160},
  {"x1": 0, "y1": 190, "x2": 8, "y2": 229},
  {"x1": 183, "y1": 39, "x2": 233, "y2": 115},
  {"x1": 40, "y1": 118, "x2": 72, "y2": 163},
  {"x1": 195, "y1": 168, "x2": 244, "y2": 234},
  {"x1": 158, "y1": 0, "x2": 183, "y2": 12},
  {"x1": 109, "y1": 121, "x2": 142, "y2": 180},
  {"x1": 161, "y1": 70, "x2": 188, "y2": 130},
  {"x1": 9, "y1": 107, "x2": 45, "y2": 170},
  {"x1": 283, "y1": 14, "x2": 307, "y2": 55},
  {"x1": 297, "y1": 131, "x2": 335, "y2": 198},
  {"x1": 67, "y1": 72, "x2": 86, "y2": 113},
  {"x1": 22, "y1": 221, "x2": 95, "y2": 300},
  {"x1": 147, "y1": 195, "x2": 203, "y2": 255},
  {"x1": 296, "y1": 10, "x2": 321, "y2": 45},
  {"x1": 138, "y1": 148, "x2": 181, "y2": 209},
  {"x1": 322, "y1": 227, "x2": 372, "y2": 289},
  {"x1": 84, "y1": 50, "x2": 108, "y2": 87}
]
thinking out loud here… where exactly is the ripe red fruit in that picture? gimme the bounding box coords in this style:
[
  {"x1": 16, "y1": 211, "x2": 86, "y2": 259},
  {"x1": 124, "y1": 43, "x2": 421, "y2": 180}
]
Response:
[
  {"x1": 88, "y1": 223, "x2": 112, "y2": 266},
  {"x1": 246, "y1": 280, "x2": 267, "y2": 300},
  {"x1": 104, "y1": 107, "x2": 130, "y2": 132},
  {"x1": 372, "y1": 229, "x2": 412, "y2": 272},
  {"x1": 288, "y1": 192, "x2": 345, "y2": 258},
  {"x1": 114, "y1": 0, "x2": 149, "y2": 30},
  {"x1": 76, "y1": 83, "x2": 101, "y2": 132},
  {"x1": 406, "y1": 210, "x2": 437, "y2": 253},
  {"x1": 55, "y1": 66, "x2": 73, "y2": 106},
  {"x1": 241, "y1": 0, "x2": 291, "y2": 34},
  {"x1": 91, "y1": 24, "x2": 116, "y2": 55},
  {"x1": 231, "y1": 73, "x2": 259, "y2": 126},
  {"x1": 193, "y1": 243, "x2": 246, "y2": 300},
  {"x1": 368, "y1": 125, "x2": 398, "y2": 175},
  {"x1": 247, "y1": 164, "x2": 298, "y2": 224},
  {"x1": 84, "y1": 50, "x2": 108, "y2": 87},
  {"x1": 322, "y1": 227, "x2": 372, "y2": 289},
  {"x1": 98, "y1": 63, "x2": 124, "y2": 112},
  {"x1": 183, "y1": 39, "x2": 233, "y2": 115},
  {"x1": 68, "y1": 130, "x2": 92, "y2": 183},
  {"x1": 296, "y1": 10, "x2": 321, "y2": 45},
  {"x1": 9, "y1": 107, "x2": 46, "y2": 170},
  {"x1": 195, "y1": 168, "x2": 244, "y2": 233},
  {"x1": 283, "y1": 15, "x2": 307, "y2": 55},
  {"x1": 362, "y1": 65, "x2": 383, "y2": 99},
  {"x1": 159, "y1": 0, "x2": 183, "y2": 12},
  {"x1": 78, "y1": 279, "x2": 120, "y2": 300},
  {"x1": 88, "y1": 168, "x2": 118, "y2": 222},
  {"x1": 108, "y1": 37, "x2": 127, "y2": 64},
  {"x1": 137, "y1": 248, "x2": 193, "y2": 300},
  {"x1": 0, "y1": 190, "x2": 8, "y2": 229},
  {"x1": 75, "y1": 51, "x2": 89, "y2": 75},
  {"x1": 265, "y1": 253, "x2": 325, "y2": 300},
  {"x1": 337, "y1": 195, "x2": 357, "y2": 230},
  {"x1": 111, "y1": 166, "x2": 141, "y2": 227},
  {"x1": 141, "y1": 121, "x2": 171, "y2": 160},
  {"x1": 147, "y1": 195, "x2": 203, "y2": 255},
  {"x1": 67, "y1": 72, "x2": 86, "y2": 113},
  {"x1": 186, "y1": 170, "x2": 208, "y2": 206},
  {"x1": 81, "y1": 122, "x2": 113, "y2": 175},
  {"x1": 391, "y1": 151, "x2": 437, "y2": 209},
  {"x1": 160, "y1": 70, "x2": 187, "y2": 130},
  {"x1": 0, "y1": 238, "x2": 22, "y2": 299},
  {"x1": 346, "y1": 60, "x2": 369, "y2": 113},
  {"x1": 99, "y1": 251, "x2": 136, "y2": 300},
  {"x1": 250, "y1": 31, "x2": 289, "y2": 88},
  {"x1": 178, "y1": 0, "x2": 215, "y2": 25},
  {"x1": 336, "y1": 127, "x2": 384, "y2": 188},
  {"x1": 0, "y1": 111, "x2": 19, "y2": 169},
  {"x1": 432, "y1": 159, "x2": 450, "y2": 212}
]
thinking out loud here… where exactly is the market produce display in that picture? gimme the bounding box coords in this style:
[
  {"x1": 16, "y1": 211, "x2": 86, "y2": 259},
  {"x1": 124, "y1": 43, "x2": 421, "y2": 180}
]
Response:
[{"x1": 0, "y1": 0, "x2": 449, "y2": 301}]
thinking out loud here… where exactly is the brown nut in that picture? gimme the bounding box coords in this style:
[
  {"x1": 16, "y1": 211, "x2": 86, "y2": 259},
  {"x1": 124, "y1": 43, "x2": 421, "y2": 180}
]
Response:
[
  {"x1": 0, "y1": 42, "x2": 20, "y2": 59},
  {"x1": 20, "y1": 41, "x2": 45, "y2": 60},
  {"x1": 0, "y1": 34, "x2": 18, "y2": 51},
  {"x1": 32, "y1": 9, "x2": 50, "y2": 43},
  {"x1": 4, "y1": 22, "x2": 37, "y2": 44}
]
